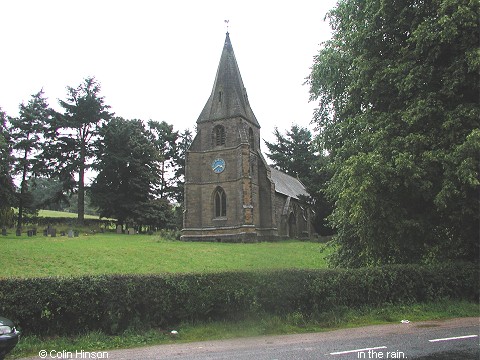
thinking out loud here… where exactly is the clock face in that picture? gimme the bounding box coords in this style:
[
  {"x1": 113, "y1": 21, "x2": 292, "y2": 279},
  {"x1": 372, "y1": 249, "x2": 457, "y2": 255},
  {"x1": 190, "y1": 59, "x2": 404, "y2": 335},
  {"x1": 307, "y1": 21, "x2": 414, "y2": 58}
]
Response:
[{"x1": 211, "y1": 158, "x2": 226, "y2": 173}]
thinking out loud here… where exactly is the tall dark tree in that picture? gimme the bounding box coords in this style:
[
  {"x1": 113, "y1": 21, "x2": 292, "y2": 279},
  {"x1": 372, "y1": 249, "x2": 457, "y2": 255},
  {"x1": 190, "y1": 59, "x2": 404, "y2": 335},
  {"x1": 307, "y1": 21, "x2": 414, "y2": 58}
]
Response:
[
  {"x1": 172, "y1": 128, "x2": 193, "y2": 204},
  {"x1": 307, "y1": 0, "x2": 479, "y2": 266},
  {"x1": 9, "y1": 90, "x2": 53, "y2": 231},
  {"x1": 265, "y1": 125, "x2": 316, "y2": 181},
  {"x1": 90, "y1": 118, "x2": 160, "y2": 227},
  {"x1": 147, "y1": 120, "x2": 178, "y2": 199},
  {"x1": 0, "y1": 108, "x2": 16, "y2": 226},
  {"x1": 46, "y1": 77, "x2": 112, "y2": 225},
  {"x1": 133, "y1": 198, "x2": 174, "y2": 231},
  {"x1": 28, "y1": 177, "x2": 69, "y2": 211},
  {"x1": 305, "y1": 149, "x2": 335, "y2": 236}
]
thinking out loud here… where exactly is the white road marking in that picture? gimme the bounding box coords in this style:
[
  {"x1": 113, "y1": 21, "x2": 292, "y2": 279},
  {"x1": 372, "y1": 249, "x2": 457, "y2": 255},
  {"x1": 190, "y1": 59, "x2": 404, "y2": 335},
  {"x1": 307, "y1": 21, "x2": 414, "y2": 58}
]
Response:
[
  {"x1": 330, "y1": 346, "x2": 387, "y2": 355},
  {"x1": 429, "y1": 334, "x2": 478, "y2": 342}
]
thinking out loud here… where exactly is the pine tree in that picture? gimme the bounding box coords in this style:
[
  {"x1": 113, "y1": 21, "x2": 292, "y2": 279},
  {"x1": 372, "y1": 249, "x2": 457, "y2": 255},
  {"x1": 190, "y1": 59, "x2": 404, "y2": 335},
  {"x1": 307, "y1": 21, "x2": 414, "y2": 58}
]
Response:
[
  {"x1": 0, "y1": 108, "x2": 16, "y2": 226},
  {"x1": 45, "y1": 77, "x2": 112, "y2": 225},
  {"x1": 9, "y1": 90, "x2": 53, "y2": 230}
]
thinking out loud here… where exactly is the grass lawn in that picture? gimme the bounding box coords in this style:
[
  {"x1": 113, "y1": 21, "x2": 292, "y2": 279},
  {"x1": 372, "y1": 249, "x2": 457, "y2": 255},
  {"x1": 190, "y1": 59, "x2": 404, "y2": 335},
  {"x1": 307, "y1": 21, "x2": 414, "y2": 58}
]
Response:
[
  {"x1": 12, "y1": 209, "x2": 103, "y2": 219},
  {"x1": 0, "y1": 232, "x2": 330, "y2": 278},
  {"x1": 37, "y1": 209, "x2": 102, "y2": 219}
]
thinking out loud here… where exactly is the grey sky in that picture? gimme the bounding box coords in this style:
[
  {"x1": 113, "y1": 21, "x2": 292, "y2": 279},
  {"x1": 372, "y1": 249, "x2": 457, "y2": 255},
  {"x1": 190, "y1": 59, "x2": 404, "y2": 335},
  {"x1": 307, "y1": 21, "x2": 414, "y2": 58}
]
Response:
[{"x1": 1, "y1": 0, "x2": 336, "y2": 147}]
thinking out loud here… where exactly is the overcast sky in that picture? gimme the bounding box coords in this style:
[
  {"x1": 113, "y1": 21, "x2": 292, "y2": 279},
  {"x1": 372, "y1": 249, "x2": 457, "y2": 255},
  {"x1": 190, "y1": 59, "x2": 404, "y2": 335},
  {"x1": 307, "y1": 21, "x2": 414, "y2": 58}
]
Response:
[{"x1": 1, "y1": 0, "x2": 336, "y2": 148}]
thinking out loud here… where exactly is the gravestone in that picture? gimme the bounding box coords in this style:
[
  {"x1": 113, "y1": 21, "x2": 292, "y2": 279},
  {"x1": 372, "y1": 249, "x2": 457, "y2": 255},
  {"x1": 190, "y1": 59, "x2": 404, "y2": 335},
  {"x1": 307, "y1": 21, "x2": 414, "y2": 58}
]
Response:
[
  {"x1": 116, "y1": 225, "x2": 123, "y2": 234},
  {"x1": 128, "y1": 228, "x2": 135, "y2": 235},
  {"x1": 50, "y1": 228, "x2": 57, "y2": 237},
  {"x1": 27, "y1": 230, "x2": 33, "y2": 237},
  {"x1": 16, "y1": 229, "x2": 21, "y2": 236},
  {"x1": 2, "y1": 227, "x2": 7, "y2": 236},
  {"x1": 68, "y1": 230, "x2": 74, "y2": 238}
]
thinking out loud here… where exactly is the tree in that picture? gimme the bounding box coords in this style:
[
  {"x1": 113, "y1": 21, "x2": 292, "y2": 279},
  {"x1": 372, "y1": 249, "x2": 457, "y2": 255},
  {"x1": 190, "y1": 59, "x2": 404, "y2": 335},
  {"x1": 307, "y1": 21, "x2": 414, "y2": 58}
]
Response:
[
  {"x1": 147, "y1": 120, "x2": 178, "y2": 199},
  {"x1": 0, "y1": 108, "x2": 16, "y2": 227},
  {"x1": 9, "y1": 90, "x2": 53, "y2": 230},
  {"x1": 45, "y1": 77, "x2": 112, "y2": 225},
  {"x1": 172, "y1": 128, "x2": 193, "y2": 204},
  {"x1": 28, "y1": 177, "x2": 70, "y2": 211},
  {"x1": 307, "y1": 0, "x2": 479, "y2": 266},
  {"x1": 133, "y1": 198, "x2": 174, "y2": 231},
  {"x1": 265, "y1": 125, "x2": 316, "y2": 181},
  {"x1": 90, "y1": 118, "x2": 160, "y2": 227},
  {"x1": 305, "y1": 150, "x2": 335, "y2": 236}
]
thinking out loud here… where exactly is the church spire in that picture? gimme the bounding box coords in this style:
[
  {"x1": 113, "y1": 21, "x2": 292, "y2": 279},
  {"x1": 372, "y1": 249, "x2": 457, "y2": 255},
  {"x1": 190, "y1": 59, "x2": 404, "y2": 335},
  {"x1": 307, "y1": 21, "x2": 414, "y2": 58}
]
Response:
[{"x1": 197, "y1": 32, "x2": 260, "y2": 127}]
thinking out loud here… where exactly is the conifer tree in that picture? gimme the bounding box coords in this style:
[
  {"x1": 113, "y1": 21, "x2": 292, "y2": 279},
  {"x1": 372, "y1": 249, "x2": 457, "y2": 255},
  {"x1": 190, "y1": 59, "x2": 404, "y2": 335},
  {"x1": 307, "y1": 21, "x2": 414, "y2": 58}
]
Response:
[
  {"x1": 0, "y1": 108, "x2": 16, "y2": 227},
  {"x1": 9, "y1": 90, "x2": 53, "y2": 231},
  {"x1": 45, "y1": 77, "x2": 112, "y2": 225}
]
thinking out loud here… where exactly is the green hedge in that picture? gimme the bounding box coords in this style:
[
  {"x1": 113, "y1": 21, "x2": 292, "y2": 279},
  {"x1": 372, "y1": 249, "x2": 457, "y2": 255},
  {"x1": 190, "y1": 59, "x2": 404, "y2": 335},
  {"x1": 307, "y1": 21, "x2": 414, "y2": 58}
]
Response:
[{"x1": 0, "y1": 263, "x2": 477, "y2": 336}]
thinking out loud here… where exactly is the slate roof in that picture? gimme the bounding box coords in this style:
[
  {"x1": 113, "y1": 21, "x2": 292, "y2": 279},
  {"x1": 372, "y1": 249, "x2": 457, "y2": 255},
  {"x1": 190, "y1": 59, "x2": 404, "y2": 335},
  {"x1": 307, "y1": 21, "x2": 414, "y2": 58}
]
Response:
[
  {"x1": 197, "y1": 33, "x2": 260, "y2": 128},
  {"x1": 269, "y1": 167, "x2": 310, "y2": 200}
]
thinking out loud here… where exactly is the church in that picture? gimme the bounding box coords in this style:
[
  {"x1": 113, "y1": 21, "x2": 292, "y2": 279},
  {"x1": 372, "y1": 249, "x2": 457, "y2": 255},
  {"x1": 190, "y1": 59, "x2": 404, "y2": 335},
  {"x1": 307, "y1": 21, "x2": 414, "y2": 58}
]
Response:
[{"x1": 181, "y1": 33, "x2": 314, "y2": 242}]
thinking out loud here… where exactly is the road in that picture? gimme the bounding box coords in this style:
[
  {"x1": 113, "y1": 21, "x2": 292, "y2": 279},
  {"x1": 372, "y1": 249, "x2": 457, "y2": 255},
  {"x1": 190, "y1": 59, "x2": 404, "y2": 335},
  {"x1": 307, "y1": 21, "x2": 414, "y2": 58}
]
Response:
[{"x1": 21, "y1": 317, "x2": 478, "y2": 360}]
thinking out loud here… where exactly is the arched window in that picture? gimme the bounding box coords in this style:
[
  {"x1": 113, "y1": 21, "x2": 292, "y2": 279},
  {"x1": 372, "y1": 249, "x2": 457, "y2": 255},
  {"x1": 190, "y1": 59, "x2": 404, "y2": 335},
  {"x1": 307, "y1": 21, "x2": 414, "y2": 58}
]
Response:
[
  {"x1": 213, "y1": 125, "x2": 226, "y2": 146},
  {"x1": 214, "y1": 187, "x2": 227, "y2": 217},
  {"x1": 249, "y1": 127, "x2": 254, "y2": 149}
]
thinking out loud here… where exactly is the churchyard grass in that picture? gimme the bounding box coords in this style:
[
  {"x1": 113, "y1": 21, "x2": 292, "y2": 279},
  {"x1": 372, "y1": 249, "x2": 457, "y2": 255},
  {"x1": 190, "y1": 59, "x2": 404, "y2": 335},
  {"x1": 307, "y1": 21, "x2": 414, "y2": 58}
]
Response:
[{"x1": 0, "y1": 232, "x2": 331, "y2": 278}]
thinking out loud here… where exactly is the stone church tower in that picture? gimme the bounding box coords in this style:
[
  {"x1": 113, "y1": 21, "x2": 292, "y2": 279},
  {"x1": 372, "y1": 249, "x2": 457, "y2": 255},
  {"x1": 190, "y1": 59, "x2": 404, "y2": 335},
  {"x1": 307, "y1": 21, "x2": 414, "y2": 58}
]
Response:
[{"x1": 182, "y1": 33, "x2": 313, "y2": 242}]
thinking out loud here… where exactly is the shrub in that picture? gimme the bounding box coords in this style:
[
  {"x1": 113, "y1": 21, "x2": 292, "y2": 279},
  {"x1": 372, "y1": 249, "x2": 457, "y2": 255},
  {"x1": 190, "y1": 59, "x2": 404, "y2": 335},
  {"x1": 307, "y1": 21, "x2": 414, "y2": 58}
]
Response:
[
  {"x1": 156, "y1": 229, "x2": 181, "y2": 241},
  {"x1": 0, "y1": 263, "x2": 477, "y2": 336}
]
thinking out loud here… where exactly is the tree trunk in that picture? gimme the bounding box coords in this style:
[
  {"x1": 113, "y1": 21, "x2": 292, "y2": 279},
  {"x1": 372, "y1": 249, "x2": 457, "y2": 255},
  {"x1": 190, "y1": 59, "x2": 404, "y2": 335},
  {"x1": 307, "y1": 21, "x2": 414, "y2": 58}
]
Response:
[
  {"x1": 17, "y1": 180, "x2": 25, "y2": 233},
  {"x1": 78, "y1": 140, "x2": 85, "y2": 226},
  {"x1": 78, "y1": 165, "x2": 85, "y2": 226},
  {"x1": 16, "y1": 151, "x2": 29, "y2": 233},
  {"x1": 160, "y1": 160, "x2": 165, "y2": 198}
]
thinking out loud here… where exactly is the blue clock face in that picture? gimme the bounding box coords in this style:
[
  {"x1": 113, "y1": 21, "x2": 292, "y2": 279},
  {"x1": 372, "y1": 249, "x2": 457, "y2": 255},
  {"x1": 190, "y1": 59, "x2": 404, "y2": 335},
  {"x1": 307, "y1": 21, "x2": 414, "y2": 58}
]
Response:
[{"x1": 212, "y1": 158, "x2": 226, "y2": 173}]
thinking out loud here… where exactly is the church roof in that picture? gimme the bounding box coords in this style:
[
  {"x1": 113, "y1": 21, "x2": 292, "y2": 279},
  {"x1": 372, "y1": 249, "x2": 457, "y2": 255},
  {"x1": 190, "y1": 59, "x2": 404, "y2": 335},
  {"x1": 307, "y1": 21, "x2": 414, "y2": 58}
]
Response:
[
  {"x1": 269, "y1": 167, "x2": 310, "y2": 200},
  {"x1": 197, "y1": 33, "x2": 260, "y2": 127}
]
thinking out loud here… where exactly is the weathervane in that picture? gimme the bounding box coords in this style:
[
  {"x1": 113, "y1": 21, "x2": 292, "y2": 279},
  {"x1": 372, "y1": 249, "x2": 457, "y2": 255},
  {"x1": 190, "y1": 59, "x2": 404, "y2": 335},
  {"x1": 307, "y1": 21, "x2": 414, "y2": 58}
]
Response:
[{"x1": 224, "y1": 19, "x2": 230, "y2": 32}]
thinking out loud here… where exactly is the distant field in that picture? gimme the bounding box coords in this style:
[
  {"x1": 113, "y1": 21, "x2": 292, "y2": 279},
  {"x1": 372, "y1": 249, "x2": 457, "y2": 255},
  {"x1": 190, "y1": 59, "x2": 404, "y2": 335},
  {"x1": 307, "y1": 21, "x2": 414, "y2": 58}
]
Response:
[
  {"x1": 0, "y1": 232, "x2": 330, "y2": 278},
  {"x1": 37, "y1": 209, "x2": 101, "y2": 219}
]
